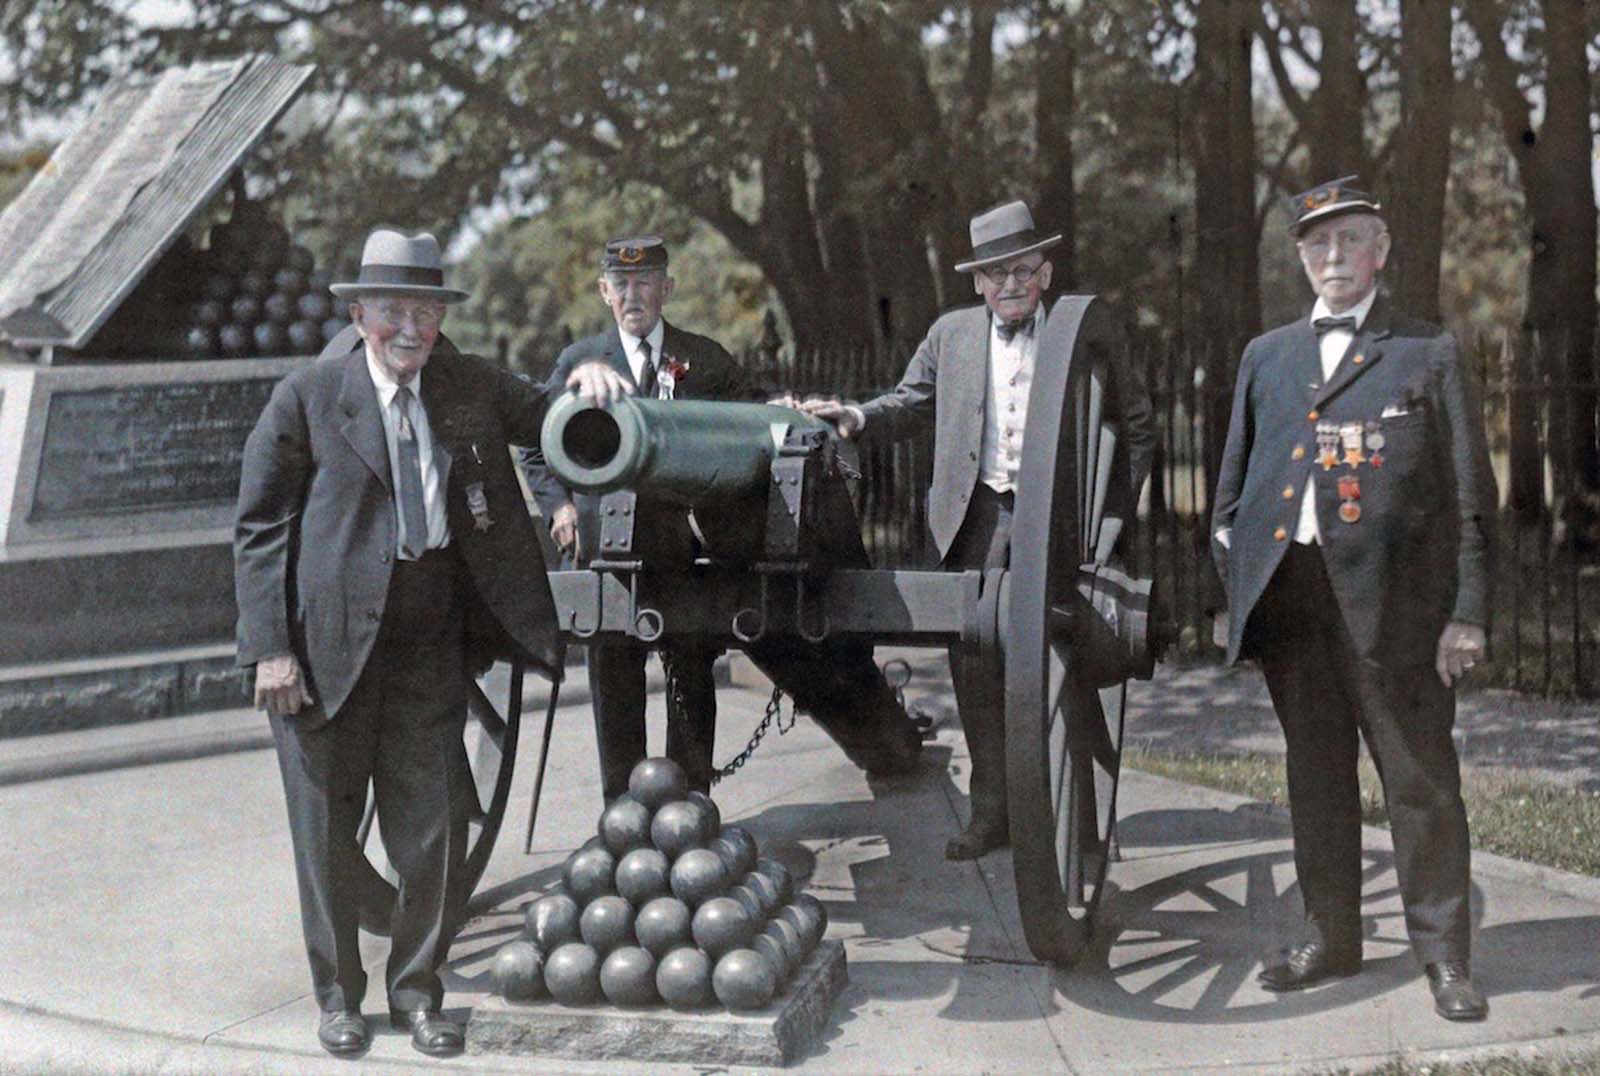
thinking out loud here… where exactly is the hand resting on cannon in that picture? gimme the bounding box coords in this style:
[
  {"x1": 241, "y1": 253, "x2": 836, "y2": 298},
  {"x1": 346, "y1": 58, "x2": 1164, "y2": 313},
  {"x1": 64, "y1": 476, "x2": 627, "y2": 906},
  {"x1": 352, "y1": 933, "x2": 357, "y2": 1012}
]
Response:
[{"x1": 795, "y1": 396, "x2": 864, "y2": 439}]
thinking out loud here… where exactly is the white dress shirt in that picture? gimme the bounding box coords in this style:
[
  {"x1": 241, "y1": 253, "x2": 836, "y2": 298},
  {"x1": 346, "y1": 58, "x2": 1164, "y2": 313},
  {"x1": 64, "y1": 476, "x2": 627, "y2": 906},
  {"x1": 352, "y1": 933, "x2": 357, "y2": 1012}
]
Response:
[
  {"x1": 366, "y1": 351, "x2": 450, "y2": 557},
  {"x1": 618, "y1": 320, "x2": 666, "y2": 394},
  {"x1": 1293, "y1": 288, "x2": 1377, "y2": 544},
  {"x1": 978, "y1": 307, "x2": 1042, "y2": 493}
]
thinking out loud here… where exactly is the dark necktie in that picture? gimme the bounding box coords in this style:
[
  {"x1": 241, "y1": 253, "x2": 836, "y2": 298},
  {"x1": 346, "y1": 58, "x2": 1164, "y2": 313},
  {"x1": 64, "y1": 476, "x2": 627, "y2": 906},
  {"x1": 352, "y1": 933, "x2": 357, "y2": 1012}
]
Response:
[
  {"x1": 1313, "y1": 315, "x2": 1358, "y2": 335},
  {"x1": 636, "y1": 339, "x2": 657, "y2": 398},
  {"x1": 996, "y1": 318, "x2": 1033, "y2": 343},
  {"x1": 394, "y1": 386, "x2": 429, "y2": 559}
]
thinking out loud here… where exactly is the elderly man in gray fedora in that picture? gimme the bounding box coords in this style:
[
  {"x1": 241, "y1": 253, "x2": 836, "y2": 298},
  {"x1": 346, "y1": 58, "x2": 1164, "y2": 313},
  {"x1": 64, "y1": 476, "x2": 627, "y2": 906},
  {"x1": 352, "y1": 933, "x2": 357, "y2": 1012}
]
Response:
[
  {"x1": 235, "y1": 228, "x2": 629, "y2": 1058},
  {"x1": 806, "y1": 201, "x2": 1154, "y2": 860}
]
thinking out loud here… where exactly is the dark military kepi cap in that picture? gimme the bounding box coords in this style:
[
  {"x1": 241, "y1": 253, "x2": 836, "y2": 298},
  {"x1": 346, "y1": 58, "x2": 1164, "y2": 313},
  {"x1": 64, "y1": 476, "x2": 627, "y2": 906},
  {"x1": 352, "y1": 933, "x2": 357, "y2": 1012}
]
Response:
[
  {"x1": 1287, "y1": 175, "x2": 1383, "y2": 237},
  {"x1": 601, "y1": 235, "x2": 669, "y2": 272}
]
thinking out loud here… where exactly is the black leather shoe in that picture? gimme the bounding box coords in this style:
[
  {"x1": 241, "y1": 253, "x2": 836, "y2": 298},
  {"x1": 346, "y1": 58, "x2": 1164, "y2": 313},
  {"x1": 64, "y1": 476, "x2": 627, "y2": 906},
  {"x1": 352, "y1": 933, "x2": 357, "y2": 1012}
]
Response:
[
  {"x1": 390, "y1": 1008, "x2": 465, "y2": 1057},
  {"x1": 1426, "y1": 961, "x2": 1488, "y2": 1021},
  {"x1": 1257, "y1": 938, "x2": 1362, "y2": 992},
  {"x1": 945, "y1": 821, "x2": 1008, "y2": 860},
  {"x1": 316, "y1": 1009, "x2": 370, "y2": 1057}
]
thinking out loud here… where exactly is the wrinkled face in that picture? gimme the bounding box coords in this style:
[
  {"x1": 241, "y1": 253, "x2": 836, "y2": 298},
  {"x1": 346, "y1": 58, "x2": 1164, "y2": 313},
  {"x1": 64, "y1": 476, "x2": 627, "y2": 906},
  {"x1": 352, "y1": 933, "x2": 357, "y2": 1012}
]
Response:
[
  {"x1": 1297, "y1": 213, "x2": 1389, "y2": 313},
  {"x1": 599, "y1": 269, "x2": 674, "y2": 337},
  {"x1": 973, "y1": 254, "x2": 1051, "y2": 325},
  {"x1": 351, "y1": 295, "x2": 446, "y2": 383}
]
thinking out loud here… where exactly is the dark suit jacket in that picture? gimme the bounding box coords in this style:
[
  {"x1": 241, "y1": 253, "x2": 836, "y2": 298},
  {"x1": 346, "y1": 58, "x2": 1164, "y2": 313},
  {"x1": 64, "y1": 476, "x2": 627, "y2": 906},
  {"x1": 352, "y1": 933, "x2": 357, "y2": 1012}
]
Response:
[
  {"x1": 1211, "y1": 296, "x2": 1497, "y2": 668},
  {"x1": 234, "y1": 326, "x2": 564, "y2": 719},
  {"x1": 521, "y1": 320, "x2": 753, "y2": 559}
]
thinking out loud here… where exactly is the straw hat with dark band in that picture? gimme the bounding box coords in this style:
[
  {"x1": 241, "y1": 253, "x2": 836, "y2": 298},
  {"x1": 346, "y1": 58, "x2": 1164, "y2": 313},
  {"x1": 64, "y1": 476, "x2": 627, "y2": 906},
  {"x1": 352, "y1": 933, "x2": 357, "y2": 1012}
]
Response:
[
  {"x1": 329, "y1": 229, "x2": 469, "y2": 302},
  {"x1": 953, "y1": 200, "x2": 1062, "y2": 273}
]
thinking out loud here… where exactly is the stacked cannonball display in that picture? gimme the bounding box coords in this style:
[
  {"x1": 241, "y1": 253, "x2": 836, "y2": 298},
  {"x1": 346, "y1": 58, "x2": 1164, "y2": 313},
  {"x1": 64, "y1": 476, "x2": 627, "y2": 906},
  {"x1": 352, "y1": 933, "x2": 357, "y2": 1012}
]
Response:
[{"x1": 491, "y1": 757, "x2": 829, "y2": 1013}]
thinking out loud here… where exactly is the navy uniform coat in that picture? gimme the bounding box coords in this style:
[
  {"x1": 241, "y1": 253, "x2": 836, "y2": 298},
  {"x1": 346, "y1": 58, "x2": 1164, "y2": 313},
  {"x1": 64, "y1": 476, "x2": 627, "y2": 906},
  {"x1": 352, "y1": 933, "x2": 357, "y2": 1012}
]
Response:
[
  {"x1": 1211, "y1": 297, "x2": 1496, "y2": 669},
  {"x1": 234, "y1": 326, "x2": 564, "y2": 720}
]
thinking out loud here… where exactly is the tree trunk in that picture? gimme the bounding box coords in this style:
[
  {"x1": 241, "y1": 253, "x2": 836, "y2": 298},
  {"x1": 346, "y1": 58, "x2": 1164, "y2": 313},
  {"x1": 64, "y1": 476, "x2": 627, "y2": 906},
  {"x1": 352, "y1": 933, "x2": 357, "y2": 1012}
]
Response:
[
  {"x1": 1307, "y1": 0, "x2": 1370, "y2": 183},
  {"x1": 1388, "y1": 0, "x2": 1453, "y2": 322},
  {"x1": 1033, "y1": 0, "x2": 1077, "y2": 288}
]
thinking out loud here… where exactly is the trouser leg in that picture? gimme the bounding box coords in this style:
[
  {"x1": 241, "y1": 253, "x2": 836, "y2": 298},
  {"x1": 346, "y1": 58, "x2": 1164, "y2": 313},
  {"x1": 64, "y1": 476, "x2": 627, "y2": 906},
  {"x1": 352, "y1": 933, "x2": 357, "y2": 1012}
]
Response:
[
  {"x1": 588, "y1": 640, "x2": 647, "y2": 801},
  {"x1": 664, "y1": 641, "x2": 719, "y2": 794}
]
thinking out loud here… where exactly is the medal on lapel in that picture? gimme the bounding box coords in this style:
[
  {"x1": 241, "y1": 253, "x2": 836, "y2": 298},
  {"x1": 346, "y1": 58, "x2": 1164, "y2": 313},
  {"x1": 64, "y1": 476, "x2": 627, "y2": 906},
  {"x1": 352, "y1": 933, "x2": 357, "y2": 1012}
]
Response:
[
  {"x1": 1337, "y1": 474, "x2": 1361, "y2": 523},
  {"x1": 1365, "y1": 421, "x2": 1385, "y2": 468},
  {"x1": 1340, "y1": 422, "x2": 1365, "y2": 468},
  {"x1": 1316, "y1": 422, "x2": 1340, "y2": 471},
  {"x1": 465, "y1": 481, "x2": 493, "y2": 532}
]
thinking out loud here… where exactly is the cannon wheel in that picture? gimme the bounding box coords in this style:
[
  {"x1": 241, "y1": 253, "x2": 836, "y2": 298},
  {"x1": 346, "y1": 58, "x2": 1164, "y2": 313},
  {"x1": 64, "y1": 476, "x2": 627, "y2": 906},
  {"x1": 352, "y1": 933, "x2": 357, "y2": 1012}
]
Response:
[
  {"x1": 1006, "y1": 295, "x2": 1133, "y2": 965},
  {"x1": 356, "y1": 664, "x2": 524, "y2": 930}
]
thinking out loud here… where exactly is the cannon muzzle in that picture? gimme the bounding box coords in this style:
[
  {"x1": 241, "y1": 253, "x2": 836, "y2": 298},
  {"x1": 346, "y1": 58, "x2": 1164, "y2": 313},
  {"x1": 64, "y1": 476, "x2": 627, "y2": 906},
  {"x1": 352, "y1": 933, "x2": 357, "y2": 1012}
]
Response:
[{"x1": 540, "y1": 393, "x2": 834, "y2": 506}]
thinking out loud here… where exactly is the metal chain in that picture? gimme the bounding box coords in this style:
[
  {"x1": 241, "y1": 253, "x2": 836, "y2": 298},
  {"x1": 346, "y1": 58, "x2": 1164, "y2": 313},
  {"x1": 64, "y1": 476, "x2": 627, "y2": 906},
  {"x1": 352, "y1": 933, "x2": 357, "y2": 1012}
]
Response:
[{"x1": 711, "y1": 685, "x2": 789, "y2": 785}]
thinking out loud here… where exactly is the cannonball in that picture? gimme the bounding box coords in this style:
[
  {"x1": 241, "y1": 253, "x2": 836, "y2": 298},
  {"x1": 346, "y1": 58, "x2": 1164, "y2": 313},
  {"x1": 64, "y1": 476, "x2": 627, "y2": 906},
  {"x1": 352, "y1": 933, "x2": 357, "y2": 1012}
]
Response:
[
  {"x1": 524, "y1": 892, "x2": 581, "y2": 950},
  {"x1": 239, "y1": 270, "x2": 270, "y2": 298},
  {"x1": 252, "y1": 321, "x2": 286, "y2": 355},
  {"x1": 718, "y1": 825, "x2": 759, "y2": 876},
  {"x1": 792, "y1": 892, "x2": 829, "y2": 940},
  {"x1": 753, "y1": 857, "x2": 795, "y2": 906},
  {"x1": 691, "y1": 896, "x2": 756, "y2": 959},
  {"x1": 543, "y1": 942, "x2": 602, "y2": 1005},
  {"x1": 564, "y1": 845, "x2": 617, "y2": 905},
  {"x1": 599, "y1": 946, "x2": 659, "y2": 1008},
  {"x1": 229, "y1": 295, "x2": 261, "y2": 325},
  {"x1": 615, "y1": 848, "x2": 671, "y2": 905},
  {"x1": 651, "y1": 800, "x2": 710, "y2": 858},
  {"x1": 752, "y1": 931, "x2": 793, "y2": 989},
  {"x1": 218, "y1": 323, "x2": 250, "y2": 358},
  {"x1": 599, "y1": 796, "x2": 654, "y2": 857},
  {"x1": 712, "y1": 948, "x2": 778, "y2": 1011},
  {"x1": 273, "y1": 267, "x2": 307, "y2": 295},
  {"x1": 296, "y1": 291, "x2": 331, "y2": 322},
  {"x1": 183, "y1": 325, "x2": 217, "y2": 357},
  {"x1": 577, "y1": 834, "x2": 607, "y2": 853},
  {"x1": 725, "y1": 883, "x2": 764, "y2": 925},
  {"x1": 578, "y1": 894, "x2": 635, "y2": 955},
  {"x1": 760, "y1": 917, "x2": 805, "y2": 979},
  {"x1": 669, "y1": 848, "x2": 726, "y2": 906},
  {"x1": 628, "y1": 757, "x2": 688, "y2": 810},
  {"x1": 686, "y1": 790, "x2": 721, "y2": 839},
  {"x1": 491, "y1": 939, "x2": 546, "y2": 1002},
  {"x1": 193, "y1": 299, "x2": 225, "y2": 327},
  {"x1": 778, "y1": 899, "x2": 824, "y2": 951},
  {"x1": 707, "y1": 836, "x2": 743, "y2": 875},
  {"x1": 203, "y1": 274, "x2": 235, "y2": 301},
  {"x1": 634, "y1": 896, "x2": 693, "y2": 958},
  {"x1": 741, "y1": 870, "x2": 783, "y2": 917},
  {"x1": 286, "y1": 320, "x2": 320, "y2": 354},
  {"x1": 320, "y1": 316, "x2": 349, "y2": 344},
  {"x1": 286, "y1": 244, "x2": 315, "y2": 273},
  {"x1": 262, "y1": 292, "x2": 295, "y2": 325},
  {"x1": 655, "y1": 946, "x2": 714, "y2": 1010},
  {"x1": 308, "y1": 267, "x2": 334, "y2": 293}
]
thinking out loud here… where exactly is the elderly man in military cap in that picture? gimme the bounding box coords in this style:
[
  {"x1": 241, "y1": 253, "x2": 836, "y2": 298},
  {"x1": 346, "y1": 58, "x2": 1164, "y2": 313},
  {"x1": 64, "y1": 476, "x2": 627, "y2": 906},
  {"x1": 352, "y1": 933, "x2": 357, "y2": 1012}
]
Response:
[
  {"x1": 522, "y1": 235, "x2": 754, "y2": 799},
  {"x1": 1211, "y1": 177, "x2": 1496, "y2": 1020},
  {"x1": 805, "y1": 201, "x2": 1155, "y2": 860},
  {"x1": 235, "y1": 229, "x2": 629, "y2": 1058}
]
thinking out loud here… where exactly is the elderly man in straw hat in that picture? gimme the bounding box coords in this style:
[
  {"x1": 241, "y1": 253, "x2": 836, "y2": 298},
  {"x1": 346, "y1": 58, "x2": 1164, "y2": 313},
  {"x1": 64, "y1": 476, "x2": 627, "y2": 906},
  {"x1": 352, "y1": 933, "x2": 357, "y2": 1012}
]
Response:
[
  {"x1": 235, "y1": 228, "x2": 629, "y2": 1058},
  {"x1": 805, "y1": 201, "x2": 1154, "y2": 860}
]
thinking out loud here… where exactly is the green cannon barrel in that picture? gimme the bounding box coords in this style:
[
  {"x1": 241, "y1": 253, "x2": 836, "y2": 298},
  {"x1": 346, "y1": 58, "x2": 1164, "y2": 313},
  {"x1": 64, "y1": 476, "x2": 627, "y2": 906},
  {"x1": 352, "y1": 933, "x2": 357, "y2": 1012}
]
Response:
[{"x1": 539, "y1": 392, "x2": 833, "y2": 505}]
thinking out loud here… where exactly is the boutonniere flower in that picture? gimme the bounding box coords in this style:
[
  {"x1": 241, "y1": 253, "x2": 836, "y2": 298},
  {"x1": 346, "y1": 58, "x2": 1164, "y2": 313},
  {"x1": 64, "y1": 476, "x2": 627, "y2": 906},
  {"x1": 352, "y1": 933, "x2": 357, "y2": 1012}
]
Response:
[{"x1": 657, "y1": 354, "x2": 691, "y2": 398}]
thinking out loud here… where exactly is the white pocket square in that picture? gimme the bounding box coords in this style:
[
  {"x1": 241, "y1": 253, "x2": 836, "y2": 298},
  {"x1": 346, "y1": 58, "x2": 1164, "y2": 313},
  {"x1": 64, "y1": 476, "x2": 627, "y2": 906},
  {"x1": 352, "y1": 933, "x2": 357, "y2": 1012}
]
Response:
[{"x1": 1380, "y1": 404, "x2": 1411, "y2": 418}]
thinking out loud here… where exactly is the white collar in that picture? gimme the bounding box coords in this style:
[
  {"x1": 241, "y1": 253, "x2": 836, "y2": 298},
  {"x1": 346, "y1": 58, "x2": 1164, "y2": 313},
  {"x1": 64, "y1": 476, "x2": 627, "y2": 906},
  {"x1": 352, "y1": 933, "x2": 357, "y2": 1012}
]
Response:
[
  {"x1": 618, "y1": 319, "x2": 666, "y2": 359},
  {"x1": 990, "y1": 304, "x2": 1044, "y2": 340},
  {"x1": 1310, "y1": 288, "x2": 1377, "y2": 331},
  {"x1": 365, "y1": 347, "x2": 422, "y2": 406}
]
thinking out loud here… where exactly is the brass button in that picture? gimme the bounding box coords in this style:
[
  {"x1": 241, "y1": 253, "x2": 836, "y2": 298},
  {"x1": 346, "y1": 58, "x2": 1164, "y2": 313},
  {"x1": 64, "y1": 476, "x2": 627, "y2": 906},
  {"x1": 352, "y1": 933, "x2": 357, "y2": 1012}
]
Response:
[
  {"x1": 1291, "y1": 445, "x2": 1305, "y2": 460},
  {"x1": 1307, "y1": 409, "x2": 1320, "y2": 422},
  {"x1": 1273, "y1": 526, "x2": 1288, "y2": 541},
  {"x1": 1352, "y1": 353, "x2": 1365, "y2": 365},
  {"x1": 1282, "y1": 485, "x2": 1296, "y2": 500}
]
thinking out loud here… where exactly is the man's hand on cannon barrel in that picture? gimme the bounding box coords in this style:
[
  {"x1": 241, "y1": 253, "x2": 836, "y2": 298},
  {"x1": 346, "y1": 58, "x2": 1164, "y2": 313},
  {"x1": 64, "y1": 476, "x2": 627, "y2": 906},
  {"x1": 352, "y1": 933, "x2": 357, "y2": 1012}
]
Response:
[
  {"x1": 566, "y1": 360, "x2": 633, "y2": 407},
  {"x1": 797, "y1": 397, "x2": 864, "y2": 439},
  {"x1": 1435, "y1": 621, "x2": 1487, "y2": 687},
  {"x1": 550, "y1": 501, "x2": 581, "y2": 560},
  {"x1": 255, "y1": 653, "x2": 315, "y2": 716}
]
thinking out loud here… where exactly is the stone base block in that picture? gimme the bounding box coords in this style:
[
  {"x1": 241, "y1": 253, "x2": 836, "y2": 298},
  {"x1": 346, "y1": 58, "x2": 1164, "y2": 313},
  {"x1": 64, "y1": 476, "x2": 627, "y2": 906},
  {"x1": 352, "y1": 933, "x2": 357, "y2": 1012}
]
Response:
[{"x1": 467, "y1": 940, "x2": 847, "y2": 1067}]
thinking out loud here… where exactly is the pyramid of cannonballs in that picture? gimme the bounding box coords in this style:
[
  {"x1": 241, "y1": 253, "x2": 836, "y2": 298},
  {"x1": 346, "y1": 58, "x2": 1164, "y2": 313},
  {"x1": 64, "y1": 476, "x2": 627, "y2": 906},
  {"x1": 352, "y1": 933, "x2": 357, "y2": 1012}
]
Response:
[{"x1": 491, "y1": 757, "x2": 828, "y2": 1013}]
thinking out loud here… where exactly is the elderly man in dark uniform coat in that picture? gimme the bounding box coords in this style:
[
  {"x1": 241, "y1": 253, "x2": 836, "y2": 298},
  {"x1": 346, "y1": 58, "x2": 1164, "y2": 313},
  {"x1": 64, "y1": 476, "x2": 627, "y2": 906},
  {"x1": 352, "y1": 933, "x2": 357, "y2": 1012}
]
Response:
[
  {"x1": 235, "y1": 230, "x2": 628, "y2": 1058},
  {"x1": 806, "y1": 201, "x2": 1156, "y2": 860},
  {"x1": 1211, "y1": 178, "x2": 1496, "y2": 1021},
  {"x1": 521, "y1": 236, "x2": 750, "y2": 799}
]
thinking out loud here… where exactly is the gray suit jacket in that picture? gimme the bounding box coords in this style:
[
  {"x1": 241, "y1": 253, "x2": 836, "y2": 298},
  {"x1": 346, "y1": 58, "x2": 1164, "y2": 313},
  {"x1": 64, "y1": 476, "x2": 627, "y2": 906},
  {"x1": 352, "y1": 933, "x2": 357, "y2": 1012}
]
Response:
[
  {"x1": 234, "y1": 329, "x2": 565, "y2": 719},
  {"x1": 1210, "y1": 296, "x2": 1497, "y2": 668}
]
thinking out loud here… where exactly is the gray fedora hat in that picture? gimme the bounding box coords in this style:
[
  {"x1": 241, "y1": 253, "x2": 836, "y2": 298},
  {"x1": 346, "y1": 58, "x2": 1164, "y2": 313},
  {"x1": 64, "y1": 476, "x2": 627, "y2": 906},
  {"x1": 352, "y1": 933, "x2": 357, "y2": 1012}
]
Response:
[
  {"x1": 953, "y1": 200, "x2": 1062, "y2": 273},
  {"x1": 329, "y1": 229, "x2": 469, "y2": 302}
]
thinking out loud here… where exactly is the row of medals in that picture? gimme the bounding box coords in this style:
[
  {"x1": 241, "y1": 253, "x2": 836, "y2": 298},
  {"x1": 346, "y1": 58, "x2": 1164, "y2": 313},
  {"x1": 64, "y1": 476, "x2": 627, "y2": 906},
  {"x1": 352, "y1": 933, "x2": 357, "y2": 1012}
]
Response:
[{"x1": 1315, "y1": 420, "x2": 1385, "y2": 524}]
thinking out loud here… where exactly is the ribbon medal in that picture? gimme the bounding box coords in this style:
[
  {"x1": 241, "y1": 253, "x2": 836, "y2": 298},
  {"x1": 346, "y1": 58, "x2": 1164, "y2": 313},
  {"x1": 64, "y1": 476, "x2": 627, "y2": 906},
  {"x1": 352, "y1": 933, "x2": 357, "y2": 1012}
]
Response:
[
  {"x1": 1316, "y1": 422, "x2": 1341, "y2": 471},
  {"x1": 1337, "y1": 474, "x2": 1361, "y2": 523},
  {"x1": 1365, "y1": 421, "x2": 1385, "y2": 468},
  {"x1": 1340, "y1": 422, "x2": 1365, "y2": 468},
  {"x1": 465, "y1": 481, "x2": 493, "y2": 532}
]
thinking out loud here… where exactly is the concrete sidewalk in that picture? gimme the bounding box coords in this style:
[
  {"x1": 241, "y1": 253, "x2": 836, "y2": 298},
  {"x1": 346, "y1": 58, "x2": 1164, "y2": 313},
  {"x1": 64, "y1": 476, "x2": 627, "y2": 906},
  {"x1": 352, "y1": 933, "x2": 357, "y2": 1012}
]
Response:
[{"x1": 2, "y1": 659, "x2": 1599, "y2": 1073}]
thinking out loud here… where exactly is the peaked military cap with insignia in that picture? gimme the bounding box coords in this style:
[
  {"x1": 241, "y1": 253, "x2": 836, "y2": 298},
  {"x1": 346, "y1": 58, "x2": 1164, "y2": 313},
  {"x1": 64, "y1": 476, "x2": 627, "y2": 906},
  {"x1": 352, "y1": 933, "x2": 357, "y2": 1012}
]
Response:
[
  {"x1": 1287, "y1": 175, "x2": 1383, "y2": 237},
  {"x1": 601, "y1": 235, "x2": 669, "y2": 272}
]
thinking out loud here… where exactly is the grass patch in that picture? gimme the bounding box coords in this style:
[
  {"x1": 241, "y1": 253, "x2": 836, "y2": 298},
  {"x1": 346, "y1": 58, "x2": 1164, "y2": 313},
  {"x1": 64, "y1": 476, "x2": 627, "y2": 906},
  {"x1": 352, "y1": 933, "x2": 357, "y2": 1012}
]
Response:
[{"x1": 1124, "y1": 748, "x2": 1600, "y2": 877}]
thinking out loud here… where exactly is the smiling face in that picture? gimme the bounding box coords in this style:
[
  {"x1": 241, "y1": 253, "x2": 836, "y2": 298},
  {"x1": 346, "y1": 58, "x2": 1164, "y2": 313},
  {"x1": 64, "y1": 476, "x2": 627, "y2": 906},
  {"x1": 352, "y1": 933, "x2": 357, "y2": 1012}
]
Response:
[
  {"x1": 1297, "y1": 212, "x2": 1390, "y2": 313},
  {"x1": 599, "y1": 269, "x2": 674, "y2": 338},
  {"x1": 350, "y1": 294, "x2": 446, "y2": 384},
  {"x1": 972, "y1": 253, "x2": 1051, "y2": 326}
]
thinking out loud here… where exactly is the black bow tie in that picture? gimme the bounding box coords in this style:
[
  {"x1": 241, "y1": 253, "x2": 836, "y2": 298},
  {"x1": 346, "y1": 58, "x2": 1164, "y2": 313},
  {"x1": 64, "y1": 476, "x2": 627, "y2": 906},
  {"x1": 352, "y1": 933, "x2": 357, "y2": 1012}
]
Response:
[
  {"x1": 997, "y1": 318, "x2": 1034, "y2": 342},
  {"x1": 1313, "y1": 315, "x2": 1358, "y2": 335}
]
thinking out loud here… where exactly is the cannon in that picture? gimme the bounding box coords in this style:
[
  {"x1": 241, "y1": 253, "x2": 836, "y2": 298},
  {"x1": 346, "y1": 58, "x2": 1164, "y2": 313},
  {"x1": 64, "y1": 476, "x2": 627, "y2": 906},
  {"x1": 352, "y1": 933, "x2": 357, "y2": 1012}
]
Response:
[{"x1": 359, "y1": 295, "x2": 1160, "y2": 966}]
